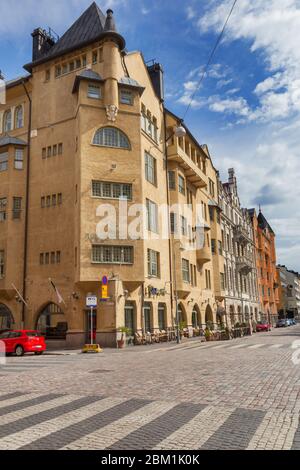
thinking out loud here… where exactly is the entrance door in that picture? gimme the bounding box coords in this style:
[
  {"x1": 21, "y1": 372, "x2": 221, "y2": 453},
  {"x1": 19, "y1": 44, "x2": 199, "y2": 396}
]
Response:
[{"x1": 85, "y1": 309, "x2": 97, "y2": 343}]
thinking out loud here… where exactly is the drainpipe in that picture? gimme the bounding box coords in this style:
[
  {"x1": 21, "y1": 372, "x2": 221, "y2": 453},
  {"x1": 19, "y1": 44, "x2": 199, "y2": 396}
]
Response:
[{"x1": 21, "y1": 80, "x2": 32, "y2": 329}]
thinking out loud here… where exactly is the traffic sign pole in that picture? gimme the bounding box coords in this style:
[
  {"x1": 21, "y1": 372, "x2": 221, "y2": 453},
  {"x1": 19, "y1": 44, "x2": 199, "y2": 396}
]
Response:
[{"x1": 90, "y1": 306, "x2": 93, "y2": 345}]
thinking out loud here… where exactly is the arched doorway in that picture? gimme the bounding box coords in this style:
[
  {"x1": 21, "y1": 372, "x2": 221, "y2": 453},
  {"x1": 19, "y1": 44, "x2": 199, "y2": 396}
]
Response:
[
  {"x1": 143, "y1": 302, "x2": 153, "y2": 333},
  {"x1": 205, "y1": 304, "x2": 214, "y2": 329},
  {"x1": 0, "y1": 304, "x2": 14, "y2": 330},
  {"x1": 36, "y1": 303, "x2": 67, "y2": 339},
  {"x1": 192, "y1": 305, "x2": 201, "y2": 328}
]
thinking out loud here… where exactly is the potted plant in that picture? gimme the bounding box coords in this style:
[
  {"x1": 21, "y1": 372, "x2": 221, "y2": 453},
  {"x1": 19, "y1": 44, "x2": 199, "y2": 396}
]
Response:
[
  {"x1": 117, "y1": 327, "x2": 131, "y2": 349},
  {"x1": 205, "y1": 327, "x2": 212, "y2": 342}
]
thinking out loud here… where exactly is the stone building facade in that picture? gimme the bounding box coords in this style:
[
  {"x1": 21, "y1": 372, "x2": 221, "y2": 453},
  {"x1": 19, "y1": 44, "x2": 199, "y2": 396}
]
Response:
[
  {"x1": 219, "y1": 169, "x2": 260, "y2": 327},
  {"x1": 248, "y1": 209, "x2": 280, "y2": 323},
  {"x1": 277, "y1": 265, "x2": 300, "y2": 320},
  {"x1": 0, "y1": 3, "x2": 228, "y2": 347}
]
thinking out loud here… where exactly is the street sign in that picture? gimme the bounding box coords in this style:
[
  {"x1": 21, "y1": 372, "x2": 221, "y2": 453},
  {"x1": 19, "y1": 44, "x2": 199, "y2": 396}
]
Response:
[
  {"x1": 86, "y1": 295, "x2": 98, "y2": 308},
  {"x1": 101, "y1": 284, "x2": 108, "y2": 300},
  {"x1": 102, "y1": 276, "x2": 108, "y2": 286}
]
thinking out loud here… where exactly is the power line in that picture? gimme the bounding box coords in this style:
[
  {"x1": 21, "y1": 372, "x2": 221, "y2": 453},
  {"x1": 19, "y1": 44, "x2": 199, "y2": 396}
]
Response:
[{"x1": 183, "y1": 0, "x2": 239, "y2": 121}]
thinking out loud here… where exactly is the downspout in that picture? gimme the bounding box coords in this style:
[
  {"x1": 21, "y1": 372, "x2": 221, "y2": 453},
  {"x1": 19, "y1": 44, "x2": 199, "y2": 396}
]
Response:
[{"x1": 21, "y1": 80, "x2": 32, "y2": 328}]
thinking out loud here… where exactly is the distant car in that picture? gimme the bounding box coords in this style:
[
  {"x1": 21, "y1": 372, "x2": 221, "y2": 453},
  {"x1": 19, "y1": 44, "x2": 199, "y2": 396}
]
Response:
[
  {"x1": 256, "y1": 322, "x2": 271, "y2": 332},
  {"x1": 291, "y1": 319, "x2": 297, "y2": 325},
  {"x1": 276, "y1": 319, "x2": 287, "y2": 328},
  {"x1": 285, "y1": 319, "x2": 293, "y2": 326},
  {"x1": 0, "y1": 330, "x2": 46, "y2": 356}
]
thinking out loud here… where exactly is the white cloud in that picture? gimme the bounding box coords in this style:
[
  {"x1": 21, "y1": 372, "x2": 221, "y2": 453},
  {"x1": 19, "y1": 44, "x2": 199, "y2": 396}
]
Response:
[
  {"x1": 209, "y1": 96, "x2": 250, "y2": 116},
  {"x1": 198, "y1": 0, "x2": 300, "y2": 123},
  {"x1": 186, "y1": 6, "x2": 196, "y2": 20}
]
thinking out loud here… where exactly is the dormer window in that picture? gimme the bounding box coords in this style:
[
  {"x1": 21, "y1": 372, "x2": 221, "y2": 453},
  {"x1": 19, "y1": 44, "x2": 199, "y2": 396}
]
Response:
[
  {"x1": 92, "y1": 51, "x2": 98, "y2": 64},
  {"x1": 88, "y1": 84, "x2": 101, "y2": 99}
]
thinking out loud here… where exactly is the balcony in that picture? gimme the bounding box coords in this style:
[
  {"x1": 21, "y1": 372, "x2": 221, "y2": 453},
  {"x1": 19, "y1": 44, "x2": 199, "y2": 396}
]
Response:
[
  {"x1": 196, "y1": 246, "x2": 211, "y2": 265},
  {"x1": 236, "y1": 255, "x2": 253, "y2": 274},
  {"x1": 168, "y1": 144, "x2": 207, "y2": 188},
  {"x1": 233, "y1": 225, "x2": 251, "y2": 244}
]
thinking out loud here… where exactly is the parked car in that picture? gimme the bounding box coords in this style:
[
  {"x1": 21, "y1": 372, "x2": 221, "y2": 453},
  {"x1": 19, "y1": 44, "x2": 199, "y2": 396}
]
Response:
[
  {"x1": 0, "y1": 330, "x2": 46, "y2": 356},
  {"x1": 256, "y1": 322, "x2": 271, "y2": 332},
  {"x1": 291, "y1": 319, "x2": 297, "y2": 325},
  {"x1": 286, "y1": 319, "x2": 293, "y2": 326},
  {"x1": 276, "y1": 319, "x2": 287, "y2": 328}
]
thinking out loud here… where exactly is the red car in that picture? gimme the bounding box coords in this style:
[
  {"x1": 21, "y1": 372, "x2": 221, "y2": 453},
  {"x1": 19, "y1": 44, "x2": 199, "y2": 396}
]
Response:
[
  {"x1": 256, "y1": 322, "x2": 271, "y2": 332},
  {"x1": 0, "y1": 330, "x2": 46, "y2": 356}
]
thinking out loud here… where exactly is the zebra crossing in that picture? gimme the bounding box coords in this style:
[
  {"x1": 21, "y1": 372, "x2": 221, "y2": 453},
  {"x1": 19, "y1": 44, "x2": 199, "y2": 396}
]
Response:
[
  {"x1": 0, "y1": 354, "x2": 96, "y2": 375},
  {"x1": 0, "y1": 391, "x2": 299, "y2": 450},
  {"x1": 164, "y1": 341, "x2": 290, "y2": 353}
]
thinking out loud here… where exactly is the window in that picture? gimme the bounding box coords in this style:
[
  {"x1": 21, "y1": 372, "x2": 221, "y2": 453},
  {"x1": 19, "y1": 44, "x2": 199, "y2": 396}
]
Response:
[
  {"x1": 92, "y1": 245, "x2": 133, "y2": 264},
  {"x1": 46, "y1": 196, "x2": 51, "y2": 207},
  {"x1": 0, "y1": 251, "x2": 4, "y2": 278},
  {"x1": 62, "y1": 63, "x2": 68, "y2": 74},
  {"x1": 52, "y1": 194, "x2": 57, "y2": 206},
  {"x1": 209, "y1": 207, "x2": 214, "y2": 222},
  {"x1": 82, "y1": 55, "x2": 87, "y2": 67},
  {"x1": 69, "y1": 61, "x2": 75, "y2": 72},
  {"x1": 92, "y1": 181, "x2": 132, "y2": 200},
  {"x1": 170, "y1": 213, "x2": 177, "y2": 234},
  {"x1": 14, "y1": 149, "x2": 24, "y2": 170},
  {"x1": 41, "y1": 197, "x2": 45, "y2": 208},
  {"x1": 12, "y1": 197, "x2": 22, "y2": 219},
  {"x1": 181, "y1": 216, "x2": 187, "y2": 236},
  {"x1": 53, "y1": 145, "x2": 57, "y2": 156},
  {"x1": 178, "y1": 175, "x2": 185, "y2": 195},
  {"x1": 93, "y1": 127, "x2": 131, "y2": 149},
  {"x1": 92, "y1": 51, "x2": 98, "y2": 64},
  {"x1": 209, "y1": 178, "x2": 215, "y2": 197},
  {"x1": 146, "y1": 199, "x2": 158, "y2": 233},
  {"x1": 58, "y1": 143, "x2": 63, "y2": 155},
  {"x1": 120, "y1": 89, "x2": 133, "y2": 105},
  {"x1": 144, "y1": 303, "x2": 152, "y2": 332},
  {"x1": 76, "y1": 59, "x2": 81, "y2": 69},
  {"x1": 0, "y1": 198, "x2": 7, "y2": 221},
  {"x1": 15, "y1": 106, "x2": 23, "y2": 128},
  {"x1": 125, "y1": 304, "x2": 134, "y2": 333},
  {"x1": 0, "y1": 152, "x2": 8, "y2": 172},
  {"x1": 168, "y1": 171, "x2": 176, "y2": 190},
  {"x1": 88, "y1": 84, "x2": 101, "y2": 99},
  {"x1": 148, "y1": 249, "x2": 159, "y2": 277},
  {"x1": 99, "y1": 47, "x2": 104, "y2": 62},
  {"x1": 51, "y1": 252, "x2": 56, "y2": 264},
  {"x1": 58, "y1": 193, "x2": 62, "y2": 205},
  {"x1": 45, "y1": 253, "x2": 50, "y2": 264},
  {"x1": 42, "y1": 148, "x2": 46, "y2": 159},
  {"x1": 205, "y1": 269, "x2": 212, "y2": 289},
  {"x1": 55, "y1": 66, "x2": 61, "y2": 78},
  {"x1": 220, "y1": 273, "x2": 225, "y2": 290},
  {"x1": 158, "y1": 304, "x2": 166, "y2": 330},
  {"x1": 3, "y1": 110, "x2": 12, "y2": 132},
  {"x1": 47, "y1": 146, "x2": 52, "y2": 158},
  {"x1": 211, "y1": 239, "x2": 216, "y2": 254},
  {"x1": 141, "y1": 105, "x2": 158, "y2": 143},
  {"x1": 218, "y1": 240, "x2": 223, "y2": 255},
  {"x1": 182, "y1": 259, "x2": 190, "y2": 283},
  {"x1": 145, "y1": 152, "x2": 156, "y2": 185},
  {"x1": 45, "y1": 69, "x2": 51, "y2": 81},
  {"x1": 56, "y1": 251, "x2": 61, "y2": 264}
]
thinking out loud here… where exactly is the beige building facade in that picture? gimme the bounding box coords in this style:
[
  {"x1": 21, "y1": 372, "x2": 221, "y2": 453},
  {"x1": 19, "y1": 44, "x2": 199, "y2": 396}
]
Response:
[
  {"x1": 0, "y1": 3, "x2": 226, "y2": 347},
  {"x1": 218, "y1": 169, "x2": 260, "y2": 327}
]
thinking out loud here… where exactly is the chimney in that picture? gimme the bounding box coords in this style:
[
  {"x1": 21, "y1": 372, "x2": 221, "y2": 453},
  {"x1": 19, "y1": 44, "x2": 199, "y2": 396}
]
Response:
[
  {"x1": 31, "y1": 28, "x2": 55, "y2": 61},
  {"x1": 104, "y1": 9, "x2": 117, "y2": 32},
  {"x1": 147, "y1": 63, "x2": 164, "y2": 102}
]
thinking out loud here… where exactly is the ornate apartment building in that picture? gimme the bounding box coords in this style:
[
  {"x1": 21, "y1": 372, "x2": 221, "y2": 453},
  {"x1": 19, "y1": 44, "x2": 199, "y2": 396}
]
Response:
[
  {"x1": 277, "y1": 265, "x2": 300, "y2": 319},
  {"x1": 248, "y1": 209, "x2": 279, "y2": 322},
  {"x1": 218, "y1": 169, "x2": 260, "y2": 326},
  {"x1": 0, "y1": 2, "x2": 228, "y2": 347}
]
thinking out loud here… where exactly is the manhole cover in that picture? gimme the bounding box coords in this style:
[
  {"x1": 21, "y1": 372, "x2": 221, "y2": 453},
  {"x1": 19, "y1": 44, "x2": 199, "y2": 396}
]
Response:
[{"x1": 89, "y1": 370, "x2": 113, "y2": 374}]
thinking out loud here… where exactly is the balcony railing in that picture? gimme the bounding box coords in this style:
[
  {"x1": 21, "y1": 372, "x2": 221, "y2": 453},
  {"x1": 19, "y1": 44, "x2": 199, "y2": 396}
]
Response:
[
  {"x1": 167, "y1": 143, "x2": 207, "y2": 188},
  {"x1": 236, "y1": 255, "x2": 253, "y2": 274},
  {"x1": 233, "y1": 225, "x2": 251, "y2": 244}
]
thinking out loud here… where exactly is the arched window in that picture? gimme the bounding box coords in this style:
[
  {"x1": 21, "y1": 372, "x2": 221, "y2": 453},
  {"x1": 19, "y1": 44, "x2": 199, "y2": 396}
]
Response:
[
  {"x1": 3, "y1": 110, "x2": 12, "y2": 132},
  {"x1": 0, "y1": 304, "x2": 14, "y2": 329},
  {"x1": 15, "y1": 106, "x2": 23, "y2": 129},
  {"x1": 36, "y1": 303, "x2": 67, "y2": 340},
  {"x1": 93, "y1": 127, "x2": 131, "y2": 149}
]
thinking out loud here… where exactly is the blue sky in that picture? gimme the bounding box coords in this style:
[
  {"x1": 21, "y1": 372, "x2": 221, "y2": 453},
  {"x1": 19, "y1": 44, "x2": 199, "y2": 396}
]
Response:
[{"x1": 1, "y1": 0, "x2": 300, "y2": 271}]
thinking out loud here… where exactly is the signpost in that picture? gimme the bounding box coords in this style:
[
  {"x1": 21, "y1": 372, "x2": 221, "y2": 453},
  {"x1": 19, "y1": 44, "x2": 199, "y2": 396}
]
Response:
[
  {"x1": 82, "y1": 295, "x2": 102, "y2": 353},
  {"x1": 101, "y1": 276, "x2": 109, "y2": 301}
]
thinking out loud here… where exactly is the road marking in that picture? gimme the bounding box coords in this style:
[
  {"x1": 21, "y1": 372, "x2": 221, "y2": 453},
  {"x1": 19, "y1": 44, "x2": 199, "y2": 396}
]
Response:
[
  {"x1": 0, "y1": 396, "x2": 125, "y2": 450},
  {"x1": 208, "y1": 344, "x2": 228, "y2": 350},
  {"x1": 0, "y1": 394, "x2": 78, "y2": 427},
  {"x1": 0, "y1": 393, "x2": 58, "y2": 413},
  {"x1": 248, "y1": 410, "x2": 300, "y2": 450},
  {"x1": 108, "y1": 403, "x2": 205, "y2": 450},
  {"x1": 201, "y1": 408, "x2": 266, "y2": 450},
  {"x1": 64, "y1": 400, "x2": 177, "y2": 450},
  {"x1": 20, "y1": 398, "x2": 151, "y2": 450},
  {"x1": 248, "y1": 344, "x2": 265, "y2": 349},
  {"x1": 156, "y1": 405, "x2": 235, "y2": 450},
  {"x1": 229, "y1": 344, "x2": 248, "y2": 349},
  {"x1": 269, "y1": 344, "x2": 284, "y2": 349}
]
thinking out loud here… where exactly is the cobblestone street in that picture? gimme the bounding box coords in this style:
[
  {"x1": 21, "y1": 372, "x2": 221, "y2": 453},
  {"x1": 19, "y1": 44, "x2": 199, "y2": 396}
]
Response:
[{"x1": 1, "y1": 325, "x2": 300, "y2": 450}]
